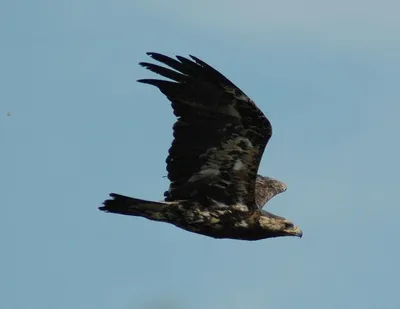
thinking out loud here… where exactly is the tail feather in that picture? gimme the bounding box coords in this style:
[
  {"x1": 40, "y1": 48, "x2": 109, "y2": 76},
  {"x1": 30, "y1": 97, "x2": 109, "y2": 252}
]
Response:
[{"x1": 99, "y1": 193, "x2": 167, "y2": 220}]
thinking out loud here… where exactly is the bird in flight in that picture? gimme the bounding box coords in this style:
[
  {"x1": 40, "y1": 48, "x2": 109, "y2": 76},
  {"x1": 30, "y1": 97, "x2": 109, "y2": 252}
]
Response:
[{"x1": 99, "y1": 52, "x2": 302, "y2": 241}]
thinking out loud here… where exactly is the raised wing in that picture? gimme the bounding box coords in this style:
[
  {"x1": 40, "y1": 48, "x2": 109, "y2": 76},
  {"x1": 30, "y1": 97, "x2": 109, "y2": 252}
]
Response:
[
  {"x1": 255, "y1": 175, "x2": 287, "y2": 208},
  {"x1": 138, "y1": 53, "x2": 272, "y2": 210}
]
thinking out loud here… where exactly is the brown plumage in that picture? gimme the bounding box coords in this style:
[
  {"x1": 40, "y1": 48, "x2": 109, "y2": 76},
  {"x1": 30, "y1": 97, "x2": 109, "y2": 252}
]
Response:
[{"x1": 99, "y1": 52, "x2": 302, "y2": 241}]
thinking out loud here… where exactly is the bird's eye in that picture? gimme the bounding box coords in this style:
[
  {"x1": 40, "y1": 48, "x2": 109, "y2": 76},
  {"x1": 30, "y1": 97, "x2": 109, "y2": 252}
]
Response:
[{"x1": 284, "y1": 222, "x2": 293, "y2": 228}]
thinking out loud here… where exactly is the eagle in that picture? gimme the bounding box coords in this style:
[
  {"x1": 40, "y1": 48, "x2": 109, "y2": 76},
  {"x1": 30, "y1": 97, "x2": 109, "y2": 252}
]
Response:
[{"x1": 99, "y1": 52, "x2": 302, "y2": 241}]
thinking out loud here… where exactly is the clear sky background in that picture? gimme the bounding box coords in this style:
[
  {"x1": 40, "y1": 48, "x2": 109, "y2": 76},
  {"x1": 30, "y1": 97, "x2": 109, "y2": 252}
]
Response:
[{"x1": 1, "y1": 1, "x2": 399, "y2": 309}]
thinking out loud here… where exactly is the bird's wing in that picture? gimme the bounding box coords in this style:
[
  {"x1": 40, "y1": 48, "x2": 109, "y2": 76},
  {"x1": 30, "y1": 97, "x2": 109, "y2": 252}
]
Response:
[
  {"x1": 255, "y1": 175, "x2": 272, "y2": 208},
  {"x1": 254, "y1": 175, "x2": 287, "y2": 208},
  {"x1": 138, "y1": 53, "x2": 272, "y2": 210}
]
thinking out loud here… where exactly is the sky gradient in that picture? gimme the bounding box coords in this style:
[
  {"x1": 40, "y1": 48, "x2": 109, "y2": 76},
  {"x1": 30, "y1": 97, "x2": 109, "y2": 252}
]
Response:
[{"x1": 1, "y1": 1, "x2": 400, "y2": 308}]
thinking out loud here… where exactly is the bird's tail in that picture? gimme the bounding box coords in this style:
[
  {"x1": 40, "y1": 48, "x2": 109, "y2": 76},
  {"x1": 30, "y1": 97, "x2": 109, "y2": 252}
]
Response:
[{"x1": 99, "y1": 193, "x2": 168, "y2": 221}]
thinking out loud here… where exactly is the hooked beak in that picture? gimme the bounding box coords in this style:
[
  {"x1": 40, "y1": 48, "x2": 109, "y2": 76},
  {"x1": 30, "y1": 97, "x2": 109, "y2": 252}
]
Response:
[
  {"x1": 296, "y1": 227, "x2": 303, "y2": 238},
  {"x1": 292, "y1": 226, "x2": 303, "y2": 238}
]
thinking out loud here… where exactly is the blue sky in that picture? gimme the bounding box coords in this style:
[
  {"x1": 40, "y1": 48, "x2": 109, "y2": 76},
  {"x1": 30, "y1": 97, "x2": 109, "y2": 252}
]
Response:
[{"x1": 1, "y1": 1, "x2": 399, "y2": 308}]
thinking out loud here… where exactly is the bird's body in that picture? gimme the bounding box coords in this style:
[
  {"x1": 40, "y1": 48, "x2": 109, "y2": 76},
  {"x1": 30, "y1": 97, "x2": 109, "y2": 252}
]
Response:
[
  {"x1": 99, "y1": 52, "x2": 302, "y2": 241},
  {"x1": 103, "y1": 193, "x2": 294, "y2": 241}
]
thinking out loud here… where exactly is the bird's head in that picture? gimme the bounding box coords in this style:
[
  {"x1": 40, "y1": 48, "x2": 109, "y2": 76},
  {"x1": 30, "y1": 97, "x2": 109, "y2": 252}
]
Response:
[{"x1": 259, "y1": 212, "x2": 303, "y2": 238}]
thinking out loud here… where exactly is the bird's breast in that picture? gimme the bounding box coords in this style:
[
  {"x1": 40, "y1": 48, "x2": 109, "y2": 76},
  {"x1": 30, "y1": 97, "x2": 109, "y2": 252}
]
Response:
[{"x1": 166, "y1": 205, "x2": 264, "y2": 240}]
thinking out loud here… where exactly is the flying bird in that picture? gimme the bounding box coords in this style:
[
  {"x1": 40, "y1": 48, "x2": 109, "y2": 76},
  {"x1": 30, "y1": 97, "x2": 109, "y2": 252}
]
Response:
[{"x1": 99, "y1": 52, "x2": 302, "y2": 241}]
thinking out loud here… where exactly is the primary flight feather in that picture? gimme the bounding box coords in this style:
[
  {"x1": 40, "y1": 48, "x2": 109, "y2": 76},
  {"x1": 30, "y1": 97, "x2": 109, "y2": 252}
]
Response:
[{"x1": 99, "y1": 52, "x2": 302, "y2": 241}]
